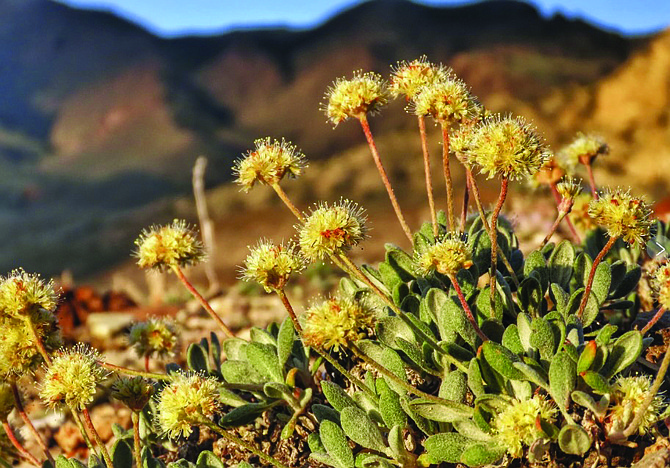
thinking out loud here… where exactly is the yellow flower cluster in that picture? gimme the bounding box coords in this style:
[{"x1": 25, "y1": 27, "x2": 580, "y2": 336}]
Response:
[
  {"x1": 128, "y1": 317, "x2": 179, "y2": 360},
  {"x1": 558, "y1": 132, "x2": 608, "y2": 170},
  {"x1": 653, "y1": 263, "x2": 670, "y2": 310},
  {"x1": 323, "y1": 71, "x2": 389, "y2": 125},
  {"x1": 607, "y1": 375, "x2": 665, "y2": 436},
  {"x1": 415, "y1": 237, "x2": 472, "y2": 277},
  {"x1": 135, "y1": 220, "x2": 205, "y2": 270},
  {"x1": 0, "y1": 269, "x2": 58, "y2": 318},
  {"x1": 389, "y1": 56, "x2": 448, "y2": 100},
  {"x1": 302, "y1": 296, "x2": 375, "y2": 351},
  {"x1": 241, "y1": 239, "x2": 305, "y2": 292},
  {"x1": 588, "y1": 188, "x2": 653, "y2": 245},
  {"x1": 234, "y1": 137, "x2": 306, "y2": 192}
]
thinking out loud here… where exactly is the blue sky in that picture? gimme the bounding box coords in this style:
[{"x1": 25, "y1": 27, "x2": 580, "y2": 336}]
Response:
[{"x1": 56, "y1": 0, "x2": 670, "y2": 37}]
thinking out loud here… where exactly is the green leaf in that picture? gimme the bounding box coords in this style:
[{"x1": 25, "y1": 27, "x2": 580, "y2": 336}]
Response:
[
  {"x1": 571, "y1": 391, "x2": 609, "y2": 420},
  {"x1": 187, "y1": 343, "x2": 209, "y2": 374},
  {"x1": 530, "y1": 317, "x2": 557, "y2": 360},
  {"x1": 592, "y1": 263, "x2": 612, "y2": 303},
  {"x1": 220, "y1": 402, "x2": 274, "y2": 426},
  {"x1": 600, "y1": 330, "x2": 643, "y2": 378},
  {"x1": 548, "y1": 240, "x2": 575, "y2": 290},
  {"x1": 308, "y1": 432, "x2": 326, "y2": 454},
  {"x1": 582, "y1": 371, "x2": 612, "y2": 394},
  {"x1": 385, "y1": 244, "x2": 416, "y2": 282},
  {"x1": 611, "y1": 265, "x2": 641, "y2": 299},
  {"x1": 453, "y1": 418, "x2": 493, "y2": 441},
  {"x1": 439, "y1": 370, "x2": 468, "y2": 403},
  {"x1": 387, "y1": 425, "x2": 409, "y2": 463},
  {"x1": 321, "y1": 381, "x2": 359, "y2": 412},
  {"x1": 460, "y1": 442, "x2": 506, "y2": 467},
  {"x1": 55, "y1": 456, "x2": 87, "y2": 468},
  {"x1": 399, "y1": 396, "x2": 437, "y2": 435},
  {"x1": 195, "y1": 451, "x2": 224, "y2": 468},
  {"x1": 167, "y1": 460, "x2": 196, "y2": 468},
  {"x1": 313, "y1": 404, "x2": 341, "y2": 424},
  {"x1": 320, "y1": 420, "x2": 355, "y2": 468},
  {"x1": 567, "y1": 288, "x2": 600, "y2": 328},
  {"x1": 276, "y1": 318, "x2": 295, "y2": 371},
  {"x1": 420, "y1": 287, "x2": 447, "y2": 325},
  {"x1": 595, "y1": 324, "x2": 618, "y2": 346},
  {"x1": 380, "y1": 347, "x2": 408, "y2": 395},
  {"x1": 246, "y1": 342, "x2": 283, "y2": 383},
  {"x1": 501, "y1": 324, "x2": 524, "y2": 355},
  {"x1": 340, "y1": 406, "x2": 388, "y2": 454},
  {"x1": 222, "y1": 338, "x2": 248, "y2": 361},
  {"x1": 377, "y1": 378, "x2": 407, "y2": 429},
  {"x1": 423, "y1": 432, "x2": 471, "y2": 464},
  {"x1": 550, "y1": 283, "x2": 570, "y2": 318},
  {"x1": 480, "y1": 341, "x2": 525, "y2": 381},
  {"x1": 249, "y1": 327, "x2": 276, "y2": 345},
  {"x1": 219, "y1": 360, "x2": 263, "y2": 384},
  {"x1": 557, "y1": 425, "x2": 591, "y2": 456},
  {"x1": 396, "y1": 338, "x2": 433, "y2": 373},
  {"x1": 549, "y1": 351, "x2": 576, "y2": 411},
  {"x1": 576, "y1": 341, "x2": 597, "y2": 374},
  {"x1": 518, "y1": 276, "x2": 544, "y2": 317},
  {"x1": 524, "y1": 250, "x2": 549, "y2": 291},
  {"x1": 467, "y1": 358, "x2": 486, "y2": 397},
  {"x1": 379, "y1": 262, "x2": 403, "y2": 291},
  {"x1": 111, "y1": 439, "x2": 133, "y2": 468},
  {"x1": 517, "y1": 313, "x2": 533, "y2": 354},
  {"x1": 513, "y1": 362, "x2": 549, "y2": 390},
  {"x1": 376, "y1": 316, "x2": 416, "y2": 349},
  {"x1": 408, "y1": 399, "x2": 473, "y2": 423}
]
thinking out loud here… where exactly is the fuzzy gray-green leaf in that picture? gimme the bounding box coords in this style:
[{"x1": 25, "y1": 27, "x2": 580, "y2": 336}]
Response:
[
  {"x1": 321, "y1": 381, "x2": 358, "y2": 412},
  {"x1": 246, "y1": 342, "x2": 283, "y2": 383},
  {"x1": 549, "y1": 351, "x2": 576, "y2": 411},
  {"x1": 423, "y1": 432, "x2": 471, "y2": 463},
  {"x1": 440, "y1": 370, "x2": 468, "y2": 403},
  {"x1": 600, "y1": 330, "x2": 643, "y2": 378},
  {"x1": 460, "y1": 442, "x2": 507, "y2": 467},
  {"x1": 480, "y1": 341, "x2": 525, "y2": 381},
  {"x1": 558, "y1": 425, "x2": 591, "y2": 456},
  {"x1": 340, "y1": 406, "x2": 388, "y2": 454},
  {"x1": 408, "y1": 399, "x2": 474, "y2": 423},
  {"x1": 524, "y1": 249, "x2": 549, "y2": 291},
  {"x1": 530, "y1": 317, "x2": 557, "y2": 360},
  {"x1": 276, "y1": 318, "x2": 295, "y2": 371},
  {"x1": 320, "y1": 420, "x2": 355, "y2": 468}
]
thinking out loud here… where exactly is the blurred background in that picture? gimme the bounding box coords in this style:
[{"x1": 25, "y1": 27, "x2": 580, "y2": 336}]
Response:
[{"x1": 2, "y1": 0, "x2": 670, "y2": 285}]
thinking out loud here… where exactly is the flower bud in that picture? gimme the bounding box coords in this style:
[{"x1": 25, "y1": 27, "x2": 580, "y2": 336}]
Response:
[
  {"x1": 112, "y1": 377, "x2": 154, "y2": 412},
  {"x1": 128, "y1": 317, "x2": 179, "y2": 360}
]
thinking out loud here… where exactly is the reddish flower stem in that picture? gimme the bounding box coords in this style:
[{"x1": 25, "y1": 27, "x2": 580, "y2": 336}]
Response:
[
  {"x1": 82, "y1": 408, "x2": 113, "y2": 468},
  {"x1": 460, "y1": 171, "x2": 471, "y2": 233},
  {"x1": 2, "y1": 421, "x2": 40, "y2": 466},
  {"x1": 641, "y1": 307, "x2": 667, "y2": 336},
  {"x1": 358, "y1": 114, "x2": 413, "y2": 243},
  {"x1": 172, "y1": 265, "x2": 234, "y2": 337},
  {"x1": 576, "y1": 236, "x2": 618, "y2": 319},
  {"x1": 271, "y1": 183, "x2": 305, "y2": 222},
  {"x1": 131, "y1": 412, "x2": 143, "y2": 468},
  {"x1": 585, "y1": 162, "x2": 598, "y2": 199},
  {"x1": 98, "y1": 360, "x2": 172, "y2": 381},
  {"x1": 144, "y1": 355, "x2": 151, "y2": 373},
  {"x1": 540, "y1": 209, "x2": 570, "y2": 249},
  {"x1": 448, "y1": 274, "x2": 488, "y2": 342},
  {"x1": 417, "y1": 115, "x2": 439, "y2": 237},
  {"x1": 10, "y1": 383, "x2": 54, "y2": 466},
  {"x1": 489, "y1": 177, "x2": 509, "y2": 303},
  {"x1": 440, "y1": 123, "x2": 456, "y2": 233}
]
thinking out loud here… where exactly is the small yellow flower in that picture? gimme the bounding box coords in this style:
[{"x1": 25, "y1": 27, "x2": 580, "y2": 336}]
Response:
[
  {"x1": 653, "y1": 263, "x2": 670, "y2": 310},
  {"x1": 40, "y1": 345, "x2": 108, "y2": 411},
  {"x1": 135, "y1": 220, "x2": 205, "y2": 271},
  {"x1": 588, "y1": 188, "x2": 654, "y2": 246},
  {"x1": 389, "y1": 56, "x2": 448, "y2": 100},
  {"x1": 240, "y1": 240, "x2": 305, "y2": 292},
  {"x1": 298, "y1": 200, "x2": 368, "y2": 261},
  {"x1": 463, "y1": 115, "x2": 551, "y2": 180},
  {"x1": 0, "y1": 269, "x2": 58, "y2": 318},
  {"x1": 415, "y1": 237, "x2": 473, "y2": 277},
  {"x1": 569, "y1": 193, "x2": 597, "y2": 233},
  {"x1": 128, "y1": 317, "x2": 179, "y2": 360},
  {"x1": 412, "y1": 76, "x2": 479, "y2": 125},
  {"x1": 607, "y1": 375, "x2": 665, "y2": 436},
  {"x1": 323, "y1": 71, "x2": 389, "y2": 126},
  {"x1": 0, "y1": 310, "x2": 61, "y2": 378},
  {"x1": 112, "y1": 377, "x2": 154, "y2": 412},
  {"x1": 233, "y1": 137, "x2": 306, "y2": 192},
  {"x1": 558, "y1": 132, "x2": 608, "y2": 170},
  {"x1": 302, "y1": 296, "x2": 375, "y2": 351},
  {"x1": 491, "y1": 394, "x2": 557, "y2": 458},
  {"x1": 156, "y1": 373, "x2": 220, "y2": 439},
  {"x1": 556, "y1": 176, "x2": 582, "y2": 201}
]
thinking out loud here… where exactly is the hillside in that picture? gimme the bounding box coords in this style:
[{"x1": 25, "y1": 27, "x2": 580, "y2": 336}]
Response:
[{"x1": 0, "y1": 0, "x2": 663, "y2": 278}]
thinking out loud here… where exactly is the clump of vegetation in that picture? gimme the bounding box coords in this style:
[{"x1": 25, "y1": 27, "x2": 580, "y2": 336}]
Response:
[{"x1": 2, "y1": 56, "x2": 669, "y2": 468}]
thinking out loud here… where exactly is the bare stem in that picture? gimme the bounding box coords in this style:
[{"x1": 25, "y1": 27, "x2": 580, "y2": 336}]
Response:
[
  {"x1": 271, "y1": 183, "x2": 306, "y2": 222},
  {"x1": 641, "y1": 307, "x2": 667, "y2": 336},
  {"x1": 144, "y1": 355, "x2": 151, "y2": 373},
  {"x1": 71, "y1": 410, "x2": 96, "y2": 455},
  {"x1": 576, "y1": 236, "x2": 618, "y2": 319},
  {"x1": 417, "y1": 115, "x2": 438, "y2": 237},
  {"x1": 358, "y1": 114, "x2": 413, "y2": 243},
  {"x1": 540, "y1": 209, "x2": 570, "y2": 249},
  {"x1": 489, "y1": 177, "x2": 509, "y2": 303},
  {"x1": 82, "y1": 408, "x2": 113, "y2": 468},
  {"x1": 172, "y1": 265, "x2": 234, "y2": 337},
  {"x1": 440, "y1": 122, "x2": 456, "y2": 232},
  {"x1": 276, "y1": 289, "x2": 303, "y2": 334},
  {"x1": 131, "y1": 412, "x2": 143, "y2": 468},
  {"x1": 447, "y1": 274, "x2": 488, "y2": 342},
  {"x1": 99, "y1": 361, "x2": 172, "y2": 381},
  {"x1": 623, "y1": 338, "x2": 670, "y2": 438},
  {"x1": 193, "y1": 156, "x2": 221, "y2": 294},
  {"x1": 460, "y1": 171, "x2": 470, "y2": 233},
  {"x1": 2, "y1": 421, "x2": 40, "y2": 466},
  {"x1": 204, "y1": 421, "x2": 291, "y2": 468},
  {"x1": 585, "y1": 162, "x2": 598, "y2": 199},
  {"x1": 10, "y1": 383, "x2": 54, "y2": 466},
  {"x1": 24, "y1": 316, "x2": 52, "y2": 365}
]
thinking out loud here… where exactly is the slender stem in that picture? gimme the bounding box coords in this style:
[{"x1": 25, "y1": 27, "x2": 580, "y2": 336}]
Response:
[
  {"x1": 99, "y1": 361, "x2": 172, "y2": 381},
  {"x1": 71, "y1": 410, "x2": 96, "y2": 457},
  {"x1": 131, "y1": 412, "x2": 142, "y2": 468},
  {"x1": 641, "y1": 307, "x2": 667, "y2": 336},
  {"x1": 24, "y1": 316, "x2": 52, "y2": 365},
  {"x1": 11, "y1": 383, "x2": 54, "y2": 466},
  {"x1": 172, "y1": 265, "x2": 234, "y2": 337},
  {"x1": 440, "y1": 122, "x2": 456, "y2": 232},
  {"x1": 447, "y1": 274, "x2": 488, "y2": 342},
  {"x1": 349, "y1": 343, "x2": 471, "y2": 408},
  {"x1": 417, "y1": 115, "x2": 438, "y2": 237},
  {"x1": 623, "y1": 338, "x2": 670, "y2": 438},
  {"x1": 460, "y1": 171, "x2": 470, "y2": 233},
  {"x1": 3, "y1": 421, "x2": 41, "y2": 466},
  {"x1": 550, "y1": 182, "x2": 581, "y2": 243},
  {"x1": 204, "y1": 421, "x2": 290, "y2": 468},
  {"x1": 585, "y1": 162, "x2": 598, "y2": 199},
  {"x1": 82, "y1": 408, "x2": 113, "y2": 468},
  {"x1": 275, "y1": 288, "x2": 376, "y2": 399},
  {"x1": 576, "y1": 236, "x2": 618, "y2": 319},
  {"x1": 144, "y1": 355, "x2": 151, "y2": 373},
  {"x1": 271, "y1": 183, "x2": 305, "y2": 222},
  {"x1": 489, "y1": 177, "x2": 509, "y2": 303},
  {"x1": 540, "y1": 210, "x2": 570, "y2": 249},
  {"x1": 358, "y1": 114, "x2": 413, "y2": 243}
]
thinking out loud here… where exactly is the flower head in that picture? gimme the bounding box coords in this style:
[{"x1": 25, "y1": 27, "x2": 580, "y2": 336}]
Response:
[
  {"x1": 588, "y1": 188, "x2": 654, "y2": 245},
  {"x1": 558, "y1": 132, "x2": 608, "y2": 170},
  {"x1": 240, "y1": 240, "x2": 305, "y2": 292},
  {"x1": 135, "y1": 220, "x2": 205, "y2": 271},
  {"x1": 0, "y1": 310, "x2": 61, "y2": 378},
  {"x1": 415, "y1": 237, "x2": 472, "y2": 277},
  {"x1": 462, "y1": 115, "x2": 551, "y2": 180},
  {"x1": 298, "y1": 200, "x2": 368, "y2": 261},
  {"x1": 156, "y1": 373, "x2": 220, "y2": 439},
  {"x1": 389, "y1": 56, "x2": 448, "y2": 100},
  {"x1": 607, "y1": 375, "x2": 665, "y2": 436},
  {"x1": 112, "y1": 377, "x2": 154, "y2": 412},
  {"x1": 653, "y1": 263, "x2": 670, "y2": 310},
  {"x1": 128, "y1": 317, "x2": 179, "y2": 360},
  {"x1": 40, "y1": 345, "x2": 108, "y2": 411},
  {"x1": 412, "y1": 75, "x2": 480, "y2": 125},
  {"x1": 556, "y1": 176, "x2": 582, "y2": 201},
  {"x1": 233, "y1": 137, "x2": 306, "y2": 192},
  {"x1": 491, "y1": 394, "x2": 557, "y2": 458},
  {"x1": 302, "y1": 296, "x2": 375, "y2": 351},
  {"x1": 0, "y1": 269, "x2": 58, "y2": 318},
  {"x1": 323, "y1": 71, "x2": 389, "y2": 126}
]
